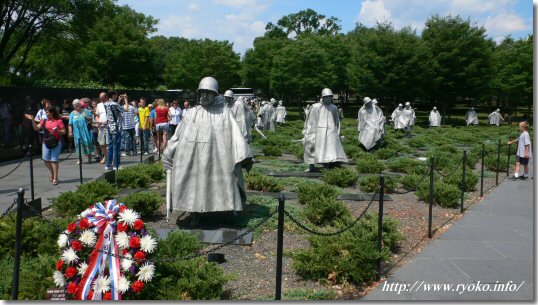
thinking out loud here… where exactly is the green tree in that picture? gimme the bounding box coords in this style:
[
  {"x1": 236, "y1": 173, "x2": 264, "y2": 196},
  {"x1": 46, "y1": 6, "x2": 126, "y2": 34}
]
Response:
[
  {"x1": 265, "y1": 8, "x2": 341, "y2": 37},
  {"x1": 347, "y1": 23, "x2": 433, "y2": 106},
  {"x1": 422, "y1": 15, "x2": 494, "y2": 119},
  {"x1": 491, "y1": 35, "x2": 533, "y2": 117}
]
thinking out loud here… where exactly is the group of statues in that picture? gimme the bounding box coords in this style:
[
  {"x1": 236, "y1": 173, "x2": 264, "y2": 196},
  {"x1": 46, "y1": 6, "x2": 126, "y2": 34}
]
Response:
[
  {"x1": 466, "y1": 107, "x2": 505, "y2": 126},
  {"x1": 163, "y1": 77, "x2": 506, "y2": 221}
]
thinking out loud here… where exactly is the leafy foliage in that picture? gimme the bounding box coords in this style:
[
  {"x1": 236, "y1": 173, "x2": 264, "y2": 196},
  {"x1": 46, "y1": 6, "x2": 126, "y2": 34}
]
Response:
[
  {"x1": 116, "y1": 163, "x2": 165, "y2": 188},
  {"x1": 262, "y1": 145, "x2": 283, "y2": 156},
  {"x1": 322, "y1": 167, "x2": 358, "y2": 187},
  {"x1": 51, "y1": 180, "x2": 118, "y2": 217},
  {"x1": 0, "y1": 254, "x2": 56, "y2": 300},
  {"x1": 416, "y1": 180, "x2": 461, "y2": 208},
  {"x1": 123, "y1": 191, "x2": 164, "y2": 217},
  {"x1": 245, "y1": 172, "x2": 285, "y2": 192},
  {"x1": 358, "y1": 175, "x2": 398, "y2": 193},
  {"x1": 302, "y1": 197, "x2": 352, "y2": 227},
  {"x1": 296, "y1": 183, "x2": 340, "y2": 205},
  {"x1": 356, "y1": 155, "x2": 385, "y2": 173}
]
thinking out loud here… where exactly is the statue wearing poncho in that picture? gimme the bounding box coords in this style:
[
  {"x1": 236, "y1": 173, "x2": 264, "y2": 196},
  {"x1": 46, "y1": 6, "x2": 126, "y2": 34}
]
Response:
[
  {"x1": 466, "y1": 107, "x2": 479, "y2": 126},
  {"x1": 401, "y1": 102, "x2": 415, "y2": 133},
  {"x1": 162, "y1": 77, "x2": 252, "y2": 213},
  {"x1": 357, "y1": 97, "x2": 386, "y2": 151},
  {"x1": 275, "y1": 101, "x2": 287, "y2": 124},
  {"x1": 258, "y1": 102, "x2": 275, "y2": 131},
  {"x1": 429, "y1": 107, "x2": 442, "y2": 127},
  {"x1": 225, "y1": 94, "x2": 256, "y2": 144},
  {"x1": 391, "y1": 104, "x2": 406, "y2": 130},
  {"x1": 488, "y1": 109, "x2": 504, "y2": 126},
  {"x1": 303, "y1": 88, "x2": 348, "y2": 167}
]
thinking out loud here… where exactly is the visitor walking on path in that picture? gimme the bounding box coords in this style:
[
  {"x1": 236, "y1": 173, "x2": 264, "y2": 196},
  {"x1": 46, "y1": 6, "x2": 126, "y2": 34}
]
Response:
[
  {"x1": 138, "y1": 97, "x2": 150, "y2": 155},
  {"x1": 121, "y1": 95, "x2": 137, "y2": 156},
  {"x1": 104, "y1": 90, "x2": 124, "y2": 170},
  {"x1": 68, "y1": 99, "x2": 95, "y2": 164},
  {"x1": 168, "y1": 99, "x2": 182, "y2": 136},
  {"x1": 35, "y1": 99, "x2": 52, "y2": 146},
  {"x1": 508, "y1": 121, "x2": 532, "y2": 180},
  {"x1": 89, "y1": 99, "x2": 102, "y2": 161},
  {"x1": 24, "y1": 106, "x2": 66, "y2": 185},
  {"x1": 155, "y1": 98, "x2": 170, "y2": 152},
  {"x1": 95, "y1": 92, "x2": 108, "y2": 164}
]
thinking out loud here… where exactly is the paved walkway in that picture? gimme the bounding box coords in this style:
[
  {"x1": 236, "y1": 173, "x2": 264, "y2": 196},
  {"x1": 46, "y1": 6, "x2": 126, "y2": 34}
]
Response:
[
  {"x1": 364, "y1": 163, "x2": 534, "y2": 301},
  {"x1": 0, "y1": 149, "x2": 157, "y2": 211}
]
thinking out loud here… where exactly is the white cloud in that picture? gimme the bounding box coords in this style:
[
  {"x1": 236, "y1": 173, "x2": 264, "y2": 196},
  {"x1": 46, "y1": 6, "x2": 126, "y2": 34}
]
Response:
[
  {"x1": 358, "y1": 0, "x2": 391, "y2": 26},
  {"x1": 483, "y1": 12, "x2": 529, "y2": 41},
  {"x1": 187, "y1": 3, "x2": 198, "y2": 11}
]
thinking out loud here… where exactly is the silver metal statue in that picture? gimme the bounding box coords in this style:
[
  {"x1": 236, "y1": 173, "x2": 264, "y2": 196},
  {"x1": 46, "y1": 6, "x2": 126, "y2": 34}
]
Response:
[
  {"x1": 466, "y1": 107, "x2": 479, "y2": 126},
  {"x1": 488, "y1": 109, "x2": 504, "y2": 126},
  {"x1": 162, "y1": 77, "x2": 253, "y2": 219},
  {"x1": 429, "y1": 106, "x2": 442, "y2": 127},
  {"x1": 258, "y1": 100, "x2": 276, "y2": 131},
  {"x1": 391, "y1": 103, "x2": 406, "y2": 130},
  {"x1": 357, "y1": 97, "x2": 386, "y2": 151},
  {"x1": 303, "y1": 88, "x2": 348, "y2": 171},
  {"x1": 224, "y1": 91, "x2": 256, "y2": 143},
  {"x1": 402, "y1": 102, "x2": 416, "y2": 133},
  {"x1": 275, "y1": 100, "x2": 287, "y2": 124}
]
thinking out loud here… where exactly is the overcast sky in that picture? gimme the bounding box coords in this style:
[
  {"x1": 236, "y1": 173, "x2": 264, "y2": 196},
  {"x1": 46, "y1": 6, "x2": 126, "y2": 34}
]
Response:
[{"x1": 117, "y1": 0, "x2": 533, "y2": 54}]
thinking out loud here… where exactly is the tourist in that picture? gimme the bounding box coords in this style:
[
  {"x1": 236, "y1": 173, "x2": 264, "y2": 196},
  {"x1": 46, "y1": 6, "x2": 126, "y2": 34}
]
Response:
[
  {"x1": 95, "y1": 92, "x2": 108, "y2": 164},
  {"x1": 132, "y1": 100, "x2": 140, "y2": 145},
  {"x1": 155, "y1": 98, "x2": 170, "y2": 152},
  {"x1": 121, "y1": 95, "x2": 137, "y2": 156},
  {"x1": 61, "y1": 99, "x2": 74, "y2": 152},
  {"x1": 138, "y1": 97, "x2": 150, "y2": 155},
  {"x1": 104, "y1": 90, "x2": 123, "y2": 170},
  {"x1": 168, "y1": 99, "x2": 182, "y2": 135},
  {"x1": 25, "y1": 106, "x2": 66, "y2": 185},
  {"x1": 182, "y1": 101, "x2": 190, "y2": 120},
  {"x1": 35, "y1": 99, "x2": 52, "y2": 146},
  {"x1": 89, "y1": 99, "x2": 102, "y2": 161},
  {"x1": 0, "y1": 97, "x2": 13, "y2": 147},
  {"x1": 149, "y1": 103, "x2": 157, "y2": 152},
  {"x1": 508, "y1": 121, "x2": 532, "y2": 180},
  {"x1": 68, "y1": 99, "x2": 94, "y2": 164}
]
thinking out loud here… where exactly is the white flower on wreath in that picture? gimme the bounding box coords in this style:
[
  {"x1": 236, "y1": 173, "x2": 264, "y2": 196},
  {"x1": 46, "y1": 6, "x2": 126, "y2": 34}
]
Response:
[
  {"x1": 57, "y1": 231, "x2": 69, "y2": 248},
  {"x1": 118, "y1": 276, "x2": 130, "y2": 294},
  {"x1": 115, "y1": 231, "x2": 130, "y2": 249},
  {"x1": 61, "y1": 248, "x2": 79, "y2": 265},
  {"x1": 92, "y1": 275, "x2": 111, "y2": 294},
  {"x1": 53, "y1": 271, "x2": 66, "y2": 287},
  {"x1": 118, "y1": 209, "x2": 139, "y2": 227},
  {"x1": 136, "y1": 263, "x2": 155, "y2": 282},
  {"x1": 121, "y1": 253, "x2": 133, "y2": 272},
  {"x1": 78, "y1": 262, "x2": 89, "y2": 276},
  {"x1": 79, "y1": 229, "x2": 97, "y2": 247},
  {"x1": 140, "y1": 235, "x2": 157, "y2": 253}
]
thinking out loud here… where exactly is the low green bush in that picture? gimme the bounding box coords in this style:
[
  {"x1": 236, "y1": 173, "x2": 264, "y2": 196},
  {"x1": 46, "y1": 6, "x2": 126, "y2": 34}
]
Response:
[
  {"x1": 245, "y1": 172, "x2": 285, "y2": 192},
  {"x1": 0, "y1": 254, "x2": 56, "y2": 300},
  {"x1": 290, "y1": 144, "x2": 304, "y2": 160},
  {"x1": 407, "y1": 136, "x2": 428, "y2": 148},
  {"x1": 399, "y1": 173, "x2": 425, "y2": 190},
  {"x1": 123, "y1": 191, "x2": 164, "y2": 217},
  {"x1": 443, "y1": 169, "x2": 479, "y2": 191},
  {"x1": 142, "y1": 231, "x2": 232, "y2": 300},
  {"x1": 0, "y1": 215, "x2": 69, "y2": 258},
  {"x1": 374, "y1": 148, "x2": 398, "y2": 160},
  {"x1": 322, "y1": 167, "x2": 358, "y2": 187},
  {"x1": 356, "y1": 155, "x2": 385, "y2": 173},
  {"x1": 296, "y1": 183, "x2": 340, "y2": 205},
  {"x1": 387, "y1": 157, "x2": 428, "y2": 175},
  {"x1": 358, "y1": 175, "x2": 397, "y2": 193},
  {"x1": 280, "y1": 289, "x2": 336, "y2": 300},
  {"x1": 262, "y1": 145, "x2": 283, "y2": 157},
  {"x1": 116, "y1": 163, "x2": 164, "y2": 188},
  {"x1": 303, "y1": 197, "x2": 352, "y2": 227},
  {"x1": 292, "y1": 213, "x2": 403, "y2": 285},
  {"x1": 416, "y1": 180, "x2": 460, "y2": 208},
  {"x1": 485, "y1": 155, "x2": 508, "y2": 172},
  {"x1": 51, "y1": 180, "x2": 118, "y2": 216}
]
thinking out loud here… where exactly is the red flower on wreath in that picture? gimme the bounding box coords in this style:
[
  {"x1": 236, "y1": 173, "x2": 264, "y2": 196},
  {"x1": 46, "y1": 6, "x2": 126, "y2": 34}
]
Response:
[
  {"x1": 132, "y1": 281, "x2": 145, "y2": 293},
  {"x1": 79, "y1": 218, "x2": 90, "y2": 230},
  {"x1": 67, "y1": 282, "x2": 78, "y2": 294},
  {"x1": 122, "y1": 249, "x2": 129, "y2": 255},
  {"x1": 134, "y1": 220, "x2": 145, "y2": 231},
  {"x1": 65, "y1": 266, "x2": 78, "y2": 278},
  {"x1": 72, "y1": 240, "x2": 83, "y2": 251},
  {"x1": 56, "y1": 260, "x2": 65, "y2": 271},
  {"x1": 87, "y1": 290, "x2": 94, "y2": 300},
  {"x1": 104, "y1": 292, "x2": 112, "y2": 300},
  {"x1": 67, "y1": 222, "x2": 77, "y2": 233},
  {"x1": 134, "y1": 251, "x2": 146, "y2": 261},
  {"x1": 130, "y1": 236, "x2": 141, "y2": 248},
  {"x1": 119, "y1": 205, "x2": 128, "y2": 213},
  {"x1": 118, "y1": 222, "x2": 128, "y2": 232}
]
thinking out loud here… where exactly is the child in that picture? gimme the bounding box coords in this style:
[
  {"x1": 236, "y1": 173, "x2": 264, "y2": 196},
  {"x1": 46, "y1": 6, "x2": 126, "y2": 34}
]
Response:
[{"x1": 508, "y1": 121, "x2": 532, "y2": 180}]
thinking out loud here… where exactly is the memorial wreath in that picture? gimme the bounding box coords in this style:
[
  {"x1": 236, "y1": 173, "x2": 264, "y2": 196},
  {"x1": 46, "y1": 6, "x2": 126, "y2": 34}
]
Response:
[{"x1": 53, "y1": 199, "x2": 157, "y2": 300}]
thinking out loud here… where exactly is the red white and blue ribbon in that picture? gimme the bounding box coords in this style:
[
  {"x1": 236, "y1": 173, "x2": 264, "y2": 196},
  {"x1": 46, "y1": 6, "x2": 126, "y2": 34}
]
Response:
[{"x1": 77, "y1": 200, "x2": 122, "y2": 300}]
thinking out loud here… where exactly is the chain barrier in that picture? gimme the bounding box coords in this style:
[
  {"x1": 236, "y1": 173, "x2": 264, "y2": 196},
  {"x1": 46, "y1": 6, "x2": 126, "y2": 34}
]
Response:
[
  {"x1": 58, "y1": 151, "x2": 75, "y2": 164},
  {"x1": 0, "y1": 201, "x2": 17, "y2": 219},
  {"x1": 433, "y1": 159, "x2": 462, "y2": 178},
  {"x1": 392, "y1": 168, "x2": 431, "y2": 195},
  {"x1": 284, "y1": 191, "x2": 377, "y2": 237},
  {"x1": 21, "y1": 201, "x2": 278, "y2": 263},
  {"x1": 0, "y1": 150, "x2": 30, "y2": 180}
]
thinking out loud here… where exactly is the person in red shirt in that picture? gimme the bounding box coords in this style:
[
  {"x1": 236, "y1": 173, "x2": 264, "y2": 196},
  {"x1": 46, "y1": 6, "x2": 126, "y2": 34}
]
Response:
[
  {"x1": 155, "y1": 98, "x2": 170, "y2": 152},
  {"x1": 25, "y1": 106, "x2": 66, "y2": 185}
]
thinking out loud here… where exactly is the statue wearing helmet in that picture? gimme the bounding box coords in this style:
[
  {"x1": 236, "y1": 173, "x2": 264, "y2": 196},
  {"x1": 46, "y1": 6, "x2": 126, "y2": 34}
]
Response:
[
  {"x1": 488, "y1": 108, "x2": 504, "y2": 126},
  {"x1": 391, "y1": 103, "x2": 406, "y2": 130},
  {"x1": 401, "y1": 102, "x2": 416, "y2": 134},
  {"x1": 275, "y1": 100, "x2": 287, "y2": 124},
  {"x1": 162, "y1": 77, "x2": 253, "y2": 223},
  {"x1": 302, "y1": 88, "x2": 348, "y2": 171},
  {"x1": 466, "y1": 107, "x2": 479, "y2": 126},
  {"x1": 258, "y1": 99, "x2": 276, "y2": 131},
  {"x1": 225, "y1": 94, "x2": 256, "y2": 143},
  {"x1": 429, "y1": 106, "x2": 442, "y2": 127},
  {"x1": 357, "y1": 97, "x2": 386, "y2": 150}
]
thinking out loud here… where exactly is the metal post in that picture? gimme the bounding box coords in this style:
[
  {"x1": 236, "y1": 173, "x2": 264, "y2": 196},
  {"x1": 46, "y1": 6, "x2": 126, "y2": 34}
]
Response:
[
  {"x1": 140, "y1": 130, "x2": 144, "y2": 163},
  {"x1": 275, "y1": 192, "x2": 285, "y2": 300},
  {"x1": 78, "y1": 139, "x2": 83, "y2": 184},
  {"x1": 28, "y1": 146, "x2": 34, "y2": 201},
  {"x1": 376, "y1": 175, "x2": 385, "y2": 281},
  {"x1": 461, "y1": 150, "x2": 467, "y2": 213},
  {"x1": 496, "y1": 139, "x2": 501, "y2": 185},
  {"x1": 480, "y1": 143, "x2": 485, "y2": 197},
  {"x1": 428, "y1": 157, "x2": 434, "y2": 238},
  {"x1": 12, "y1": 188, "x2": 24, "y2": 300},
  {"x1": 158, "y1": 129, "x2": 161, "y2": 161},
  {"x1": 507, "y1": 142, "x2": 512, "y2": 177}
]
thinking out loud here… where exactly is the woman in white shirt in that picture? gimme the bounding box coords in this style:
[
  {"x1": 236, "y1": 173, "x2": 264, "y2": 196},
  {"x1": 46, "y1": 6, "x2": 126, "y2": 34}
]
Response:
[{"x1": 168, "y1": 100, "x2": 182, "y2": 136}]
